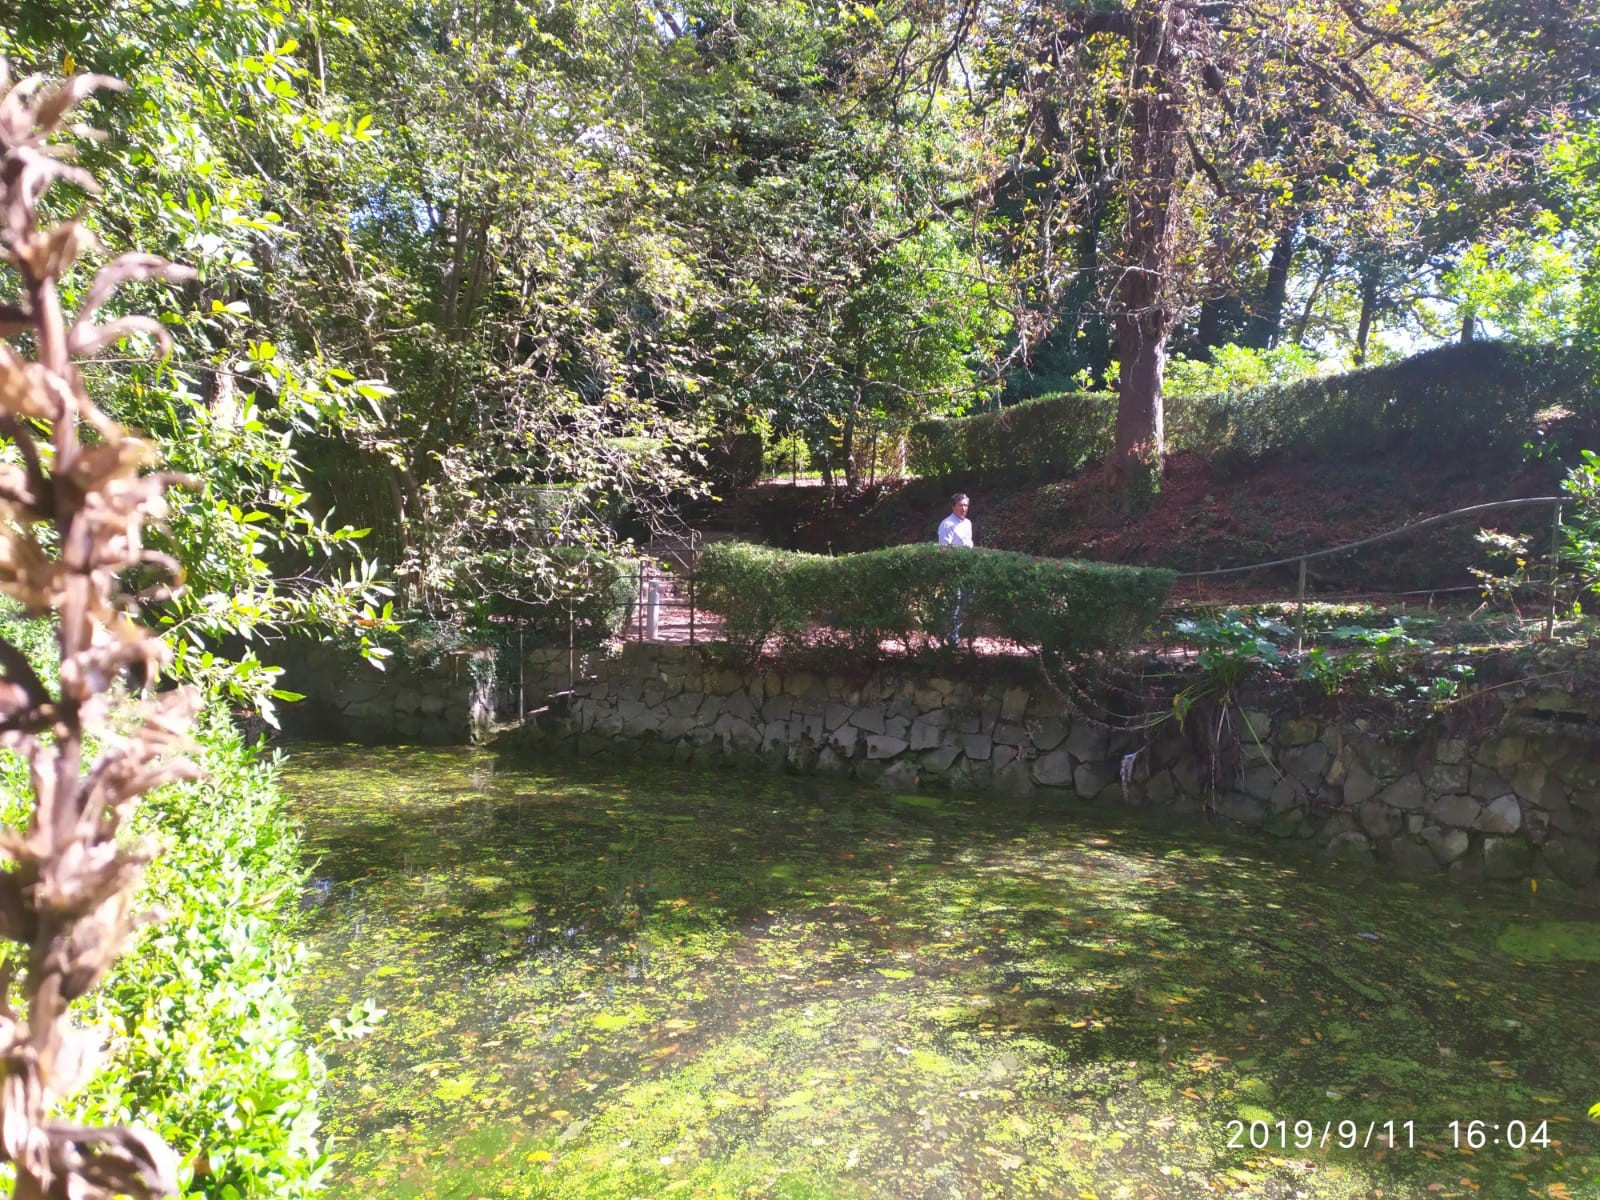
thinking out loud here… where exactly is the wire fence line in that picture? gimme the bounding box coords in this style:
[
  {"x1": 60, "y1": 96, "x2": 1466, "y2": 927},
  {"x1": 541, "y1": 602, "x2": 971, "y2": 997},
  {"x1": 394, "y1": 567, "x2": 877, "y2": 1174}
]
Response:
[
  {"x1": 1181, "y1": 495, "x2": 1567, "y2": 652},
  {"x1": 1182, "y1": 496, "x2": 1563, "y2": 579}
]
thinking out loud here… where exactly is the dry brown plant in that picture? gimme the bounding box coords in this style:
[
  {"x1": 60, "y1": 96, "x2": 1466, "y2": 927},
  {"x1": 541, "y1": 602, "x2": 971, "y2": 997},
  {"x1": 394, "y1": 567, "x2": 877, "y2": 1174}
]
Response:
[{"x1": 0, "y1": 64, "x2": 200, "y2": 1200}]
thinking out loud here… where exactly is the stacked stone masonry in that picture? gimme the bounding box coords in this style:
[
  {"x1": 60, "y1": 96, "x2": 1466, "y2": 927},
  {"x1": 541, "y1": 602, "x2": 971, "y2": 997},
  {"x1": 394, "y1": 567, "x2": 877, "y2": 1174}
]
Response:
[
  {"x1": 514, "y1": 644, "x2": 1600, "y2": 893},
  {"x1": 273, "y1": 639, "x2": 496, "y2": 744}
]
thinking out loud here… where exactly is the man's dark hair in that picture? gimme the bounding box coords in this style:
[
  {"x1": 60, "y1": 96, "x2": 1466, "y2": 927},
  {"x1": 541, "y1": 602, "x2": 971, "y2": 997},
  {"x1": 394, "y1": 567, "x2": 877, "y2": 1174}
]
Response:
[{"x1": 949, "y1": 492, "x2": 969, "y2": 506}]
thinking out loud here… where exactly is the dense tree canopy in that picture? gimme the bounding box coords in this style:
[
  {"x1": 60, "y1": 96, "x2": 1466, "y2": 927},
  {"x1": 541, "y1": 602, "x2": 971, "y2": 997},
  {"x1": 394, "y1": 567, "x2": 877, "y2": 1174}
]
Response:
[
  {"x1": 3, "y1": 0, "x2": 1596, "y2": 632},
  {"x1": 899, "y1": 0, "x2": 1598, "y2": 482}
]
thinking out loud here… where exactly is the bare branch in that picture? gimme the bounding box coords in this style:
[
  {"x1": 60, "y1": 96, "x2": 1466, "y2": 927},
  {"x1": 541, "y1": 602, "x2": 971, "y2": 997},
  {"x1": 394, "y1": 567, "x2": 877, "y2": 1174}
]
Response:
[{"x1": 1336, "y1": 0, "x2": 1469, "y2": 81}]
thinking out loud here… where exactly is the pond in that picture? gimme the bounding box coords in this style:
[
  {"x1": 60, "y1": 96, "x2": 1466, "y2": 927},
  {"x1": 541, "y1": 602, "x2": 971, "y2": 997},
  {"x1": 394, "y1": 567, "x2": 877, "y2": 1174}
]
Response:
[{"x1": 283, "y1": 744, "x2": 1600, "y2": 1200}]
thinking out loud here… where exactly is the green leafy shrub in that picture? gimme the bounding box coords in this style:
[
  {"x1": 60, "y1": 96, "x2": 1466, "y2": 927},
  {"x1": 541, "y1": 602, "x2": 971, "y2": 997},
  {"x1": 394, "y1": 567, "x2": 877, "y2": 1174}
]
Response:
[
  {"x1": 524, "y1": 548, "x2": 639, "y2": 645},
  {"x1": 1471, "y1": 447, "x2": 1600, "y2": 625},
  {"x1": 82, "y1": 711, "x2": 327, "y2": 1198},
  {"x1": 762, "y1": 430, "x2": 813, "y2": 478},
  {"x1": 1162, "y1": 343, "x2": 1325, "y2": 404},
  {"x1": 1560, "y1": 448, "x2": 1600, "y2": 608},
  {"x1": 0, "y1": 611, "x2": 327, "y2": 1198},
  {"x1": 906, "y1": 391, "x2": 1115, "y2": 477},
  {"x1": 470, "y1": 546, "x2": 638, "y2": 646},
  {"x1": 705, "y1": 430, "x2": 764, "y2": 489},
  {"x1": 698, "y1": 541, "x2": 1173, "y2": 660}
]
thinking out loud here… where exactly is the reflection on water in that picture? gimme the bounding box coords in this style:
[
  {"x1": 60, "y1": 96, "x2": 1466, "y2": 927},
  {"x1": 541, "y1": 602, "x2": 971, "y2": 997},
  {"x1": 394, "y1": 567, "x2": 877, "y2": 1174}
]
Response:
[{"x1": 283, "y1": 744, "x2": 1600, "y2": 1200}]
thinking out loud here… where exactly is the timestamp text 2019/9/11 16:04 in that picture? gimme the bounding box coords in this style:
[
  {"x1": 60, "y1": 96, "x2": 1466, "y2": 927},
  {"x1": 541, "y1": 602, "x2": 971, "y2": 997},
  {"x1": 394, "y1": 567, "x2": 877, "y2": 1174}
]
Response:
[{"x1": 1224, "y1": 1119, "x2": 1554, "y2": 1151}]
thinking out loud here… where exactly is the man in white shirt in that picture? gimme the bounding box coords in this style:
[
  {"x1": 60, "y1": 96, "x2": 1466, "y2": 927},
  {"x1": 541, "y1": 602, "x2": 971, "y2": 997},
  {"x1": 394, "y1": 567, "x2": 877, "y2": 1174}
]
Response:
[
  {"x1": 937, "y1": 493, "x2": 973, "y2": 548},
  {"x1": 935, "y1": 493, "x2": 972, "y2": 642}
]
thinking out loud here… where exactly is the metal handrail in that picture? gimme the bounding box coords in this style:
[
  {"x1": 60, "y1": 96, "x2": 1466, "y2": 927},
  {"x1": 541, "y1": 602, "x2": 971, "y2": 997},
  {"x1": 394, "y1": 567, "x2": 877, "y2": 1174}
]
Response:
[
  {"x1": 1185, "y1": 497, "x2": 1562, "y2": 578},
  {"x1": 1182, "y1": 495, "x2": 1566, "y2": 650}
]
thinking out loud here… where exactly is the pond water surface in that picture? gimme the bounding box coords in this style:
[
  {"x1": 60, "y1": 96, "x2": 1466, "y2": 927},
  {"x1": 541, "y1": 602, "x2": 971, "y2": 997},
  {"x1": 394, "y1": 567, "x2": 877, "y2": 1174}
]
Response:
[{"x1": 283, "y1": 744, "x2": 1600, "y2": 1200}]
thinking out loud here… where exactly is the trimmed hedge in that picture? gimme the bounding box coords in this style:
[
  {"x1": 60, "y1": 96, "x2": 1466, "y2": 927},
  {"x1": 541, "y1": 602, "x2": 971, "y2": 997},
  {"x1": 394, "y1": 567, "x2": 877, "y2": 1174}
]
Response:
[
  {"x1": 907, "y1": 391, "x2": 1114, "y2": 477},
  {"x1": 697, "y1": 541, "x2": 1174, "y2": 660},
  {"x1": 1171, "y1": 340, "x2": 1595, "y2": 464},
  {"x1": 907, "y1": 341, "x2": 1597, "y2": 479}
]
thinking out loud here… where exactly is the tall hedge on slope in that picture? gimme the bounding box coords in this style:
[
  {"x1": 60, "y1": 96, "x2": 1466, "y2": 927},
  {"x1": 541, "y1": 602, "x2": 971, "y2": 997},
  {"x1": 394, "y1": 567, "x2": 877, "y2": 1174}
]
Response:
[
  {"x1": 1175, "y1": 340, "x2": 1594, "y2": 464},
  {"x1": 908, "y1": 341, "x2": 1595, "y2": 479},
  {"x1": 907, "y1": 391, "x2": 1114, "y2": 477},
  {"x1": 697, "y1": 542, "x2": 1174, "y2": 660}
]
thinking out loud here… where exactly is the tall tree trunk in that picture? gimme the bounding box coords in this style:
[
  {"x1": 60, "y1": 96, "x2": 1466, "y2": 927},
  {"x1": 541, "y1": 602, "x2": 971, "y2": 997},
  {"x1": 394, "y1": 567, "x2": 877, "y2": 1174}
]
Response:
[
  {"x1": 1291, "y1": 248, "x2": 1335, "y2": 345},
  {"x1": 1106, "y1": 0, "x2": 1187, "y2": 489},
  {"x1": 438, "y1": 201, "x2": 470, "y2": 329},
  {"x1": 842, "y1": 394, "x2": 861, "y2": 492},
  {"x1": 1197, "y1": 293, "x2": 1245, "y2": 357},
  {"x1": 1354, "y1": 268, "x2": 1379, "y2": 366},
  {"x1": 1051, "y1": 178, "x2": 1113, "y2": 381},
  {"x1": 1246, "y1": 211, "x2": 1300, "y2": 348},
  {"x1": 1114, "y1": 309, "x2": 1168, "y2": 472},
  {"x1": 1460, "y1": 307, "x2": 1477, "y2": 343},
  {"x1": 459, "y1": 204, "x2": 495, "y2": 333}
]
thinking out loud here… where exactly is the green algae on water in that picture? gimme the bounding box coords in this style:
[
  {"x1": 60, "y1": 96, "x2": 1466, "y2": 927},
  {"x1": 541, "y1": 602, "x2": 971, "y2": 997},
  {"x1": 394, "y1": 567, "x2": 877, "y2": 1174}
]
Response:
[
  {"x1": 890, "y1": 793, "x2": 948, "y2": 812},
  {"x1": 283, "y1": 745, "x2": 1600, "y2": 1200},
  {"x1": 1496, "y1": 920, "x2": 1600, "y2": 962}
]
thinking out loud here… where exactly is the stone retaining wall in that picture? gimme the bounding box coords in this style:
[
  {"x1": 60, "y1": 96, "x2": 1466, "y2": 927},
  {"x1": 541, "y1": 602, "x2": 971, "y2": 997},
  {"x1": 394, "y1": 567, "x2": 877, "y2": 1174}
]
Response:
[
  {"x1": 272, "y1": 639, "x2": 496, "y2": 744},
  {"x1": 511, "y1": 643, "x2": 1600, "y2": 893}
]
